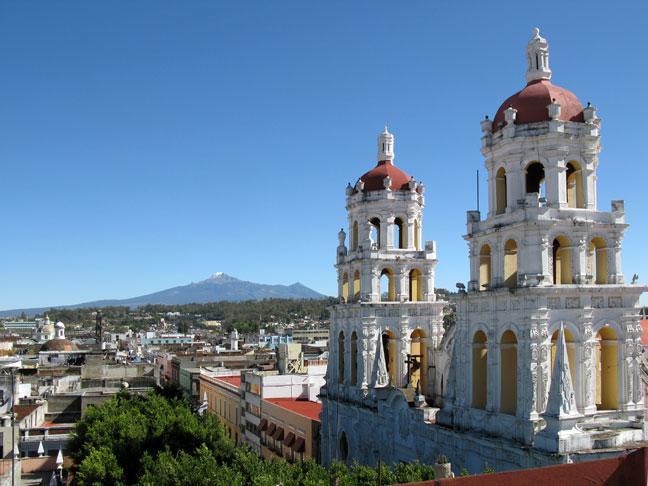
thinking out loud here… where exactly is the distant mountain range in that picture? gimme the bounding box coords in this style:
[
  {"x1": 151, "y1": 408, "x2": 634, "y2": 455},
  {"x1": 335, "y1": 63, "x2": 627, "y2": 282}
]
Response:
[{"x1": 0, "y1": 273, "x2": 328, "y2": 317}]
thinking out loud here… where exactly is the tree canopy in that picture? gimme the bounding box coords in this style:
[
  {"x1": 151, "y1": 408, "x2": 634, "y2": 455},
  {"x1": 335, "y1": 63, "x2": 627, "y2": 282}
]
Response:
[{"x1": 70, "y1": 390, "x2": 437, "y2": 485}]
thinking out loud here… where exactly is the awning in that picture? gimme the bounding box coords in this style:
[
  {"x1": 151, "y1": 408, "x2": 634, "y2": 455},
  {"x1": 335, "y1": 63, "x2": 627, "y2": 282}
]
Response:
[
  {"x1": 273, "y1": 427, "x2": 284, "y2": 441},
  {"x1": 292, "y1": 437, "x2": 305, "y2": 452},
  {"x1": 284, "y1": 432, "x2": 295, "y2": 447},
  {"x1": 266, "y1": 423, "x2": 276, "y2": 435},
  {"x1": 259, "y1": 418, "x2": 268, "y2": 431}
]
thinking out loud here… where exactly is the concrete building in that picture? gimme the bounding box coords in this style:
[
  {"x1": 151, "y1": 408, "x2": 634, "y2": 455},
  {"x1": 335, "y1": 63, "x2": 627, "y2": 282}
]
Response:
[
  {"x1": 260, "y1": 398, "x2": 321, "y2": 463},
  {"x1": 321, "y1": 29, "x2": 647, "y2": 474},
  {"x1": 199, "y1": 372, "x2": 242, "y2": 444},
  {"x1": 290, "y1": 329, "x2": 329, "y2": 344}
]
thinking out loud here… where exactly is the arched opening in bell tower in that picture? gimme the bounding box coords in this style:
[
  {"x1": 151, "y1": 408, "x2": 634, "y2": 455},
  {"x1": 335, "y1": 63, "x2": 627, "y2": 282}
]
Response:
[
  {"x1": 596, "y1": 326, "x2": 619, "y2": 410},
  {"x1": 379, "y1": 268, "x2": 395, "y2": 302},
  {"x1": 472, "y1": 330, "x2": 488, "y2": 410},
  {"x1": 409, "y1": 329, "x2": 427, "y2": 393},
  {"x1": 394, "y1": 217, "x2": 406, "y2": 249},
  {"x1": 350, "y1": 331, "x2": 358, "y2": 386},
  {"x1": 552, "y1": 236, "x2": 573, "y2": 284},
  {"x1": 503, "y1": 239, "x2": 518, "y2": 288},
  {"x1": 589, "y1": 237, "x2": 608, "y2": 284},
  {"x1": 382, "y1": 330, "x2": 397, "y2": 385},
  {"x1": 500, "y1": 330, "x2": 518, "y2": 415},
  {"x1": 352, "y1": 221, "x2": 359, "y2": 251},
  {"x1": 341, "y1": 273, "x2": 349, "y2": 303},
  {"x1": 339, "y1": 432, "x2": 348, "y2": 463},
  {"x1": 369, "y1": 218, "x2": 381, "y2": 249},
  {"x1": 550, "y1": 328, "x2": 576, "y2": 385},
  {"x1": 479, "y1": 244, "x2": 492, "y2": 291},
  {"x1": 566, "y1": 161, "x2": 585, "y2": 209},
  {"x1": 338, "y1": 331, "x2": 345, "y2": 384},
  {"x1": 495, "y1": 167, "x2": 507, "y2": 214},
  {"x1": 409, "y1": 268, "x2": 423, "y2": 302},
  {"x1": 525, "y1": 161, "x2": 545, "y2": 197},
  {"x1": 353, "y1": 271, "x2": 361, "y2": 301}
]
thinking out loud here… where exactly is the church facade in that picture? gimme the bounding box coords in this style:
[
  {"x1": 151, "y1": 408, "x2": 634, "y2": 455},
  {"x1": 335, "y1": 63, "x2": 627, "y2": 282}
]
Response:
[{"x1": 320, "y1": 29, "x2": 647, "y2": 473}]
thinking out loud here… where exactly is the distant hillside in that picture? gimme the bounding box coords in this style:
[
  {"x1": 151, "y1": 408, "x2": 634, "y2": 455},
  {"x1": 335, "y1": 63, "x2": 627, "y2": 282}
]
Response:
[{"x1": 0, "y1": 273, "x2": 328, "y2": 317}]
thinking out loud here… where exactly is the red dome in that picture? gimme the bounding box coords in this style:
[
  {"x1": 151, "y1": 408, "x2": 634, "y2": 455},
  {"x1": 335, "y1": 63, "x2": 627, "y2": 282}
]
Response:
[
  {"x1": 492, "y1": 79, "x2": 584, "y2": 131},
  {"x1": 359, "y1": 161, "x2": 412, "y2": 192}
]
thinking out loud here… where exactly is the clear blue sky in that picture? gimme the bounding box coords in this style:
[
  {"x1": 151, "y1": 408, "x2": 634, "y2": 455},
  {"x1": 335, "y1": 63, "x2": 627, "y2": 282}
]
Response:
[{"x1": 1, "y1": 1, "x2": 647, "y2": 309}]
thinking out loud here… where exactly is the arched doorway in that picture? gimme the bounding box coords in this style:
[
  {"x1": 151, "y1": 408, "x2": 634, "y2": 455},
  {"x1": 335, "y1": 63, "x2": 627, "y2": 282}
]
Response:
[
  {"x1": 479, "y1": 244, "x2": 492, "y2": 291},
  {"x1": 566, "y1": 161, "x2": 584, "y2": 208},
  {"x1": 409, "y1": 269, "x2": 423, "y2": 302},
  {"x1": 339, "y1": 432, "x2": 348, "y2": 462},
  {"x1": 552, "y1": 236, "x2": 573, "y2": 284},
  {"x1": 500, "y1": 330, "x2": 518, "y2": 415},
  {"x1": 409, "y1": 329, "x2": 427, "y2": 393},
  {"x1": 380, "y1": 268, "x2": 395, "y2": 302},
  {"x1": 503, "y1": 239, "x2": 518, "y2": 288},
  {"x1": 589, "y1": 237, "x2": 608, "y2": 284},
  {"x1": 526, "y1": 161, "x2": 545, "y2": 196},
  {"x1": 472, "y1": 330, "x2": 487, "y2": 409},
  {"x1": 596, "y1": 326, "x2": 619, "y2": 410},
  {"x1": 496, "y1": 167, "x2": 507, "y2": 214},
  {"x1": 369, "y1": 217, "x2": 381, "y2": 249},
  {"x1": 394, "y1": 217, "x2": 406, "y2": 249}
]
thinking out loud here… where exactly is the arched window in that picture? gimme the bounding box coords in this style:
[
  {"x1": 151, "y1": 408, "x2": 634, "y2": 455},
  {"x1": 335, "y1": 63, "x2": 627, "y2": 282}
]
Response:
[
  {"x1": 350, "y1": 332, "x2": 358, "y2": 386},
  {"x1": 479, "y1": 244, "x2": 492, "y2": 291},
  {"x1": 566, "y1": 161, "x2": 584, "y2": 209},
  {"x1": 589, "y1": 237, "x2": 608, "y2": 284},
  {"x1": 353, "y1": 271, "x2": 361, "y2": 301},
  {"x1": 409, "y1": 269, "x2": 423, "y2": 302},
  {"x1": 525, "y1": 162, "x2": 545, "y2": 196},
  {"x1": 472, "y1": 330, "x2": 488, "y2": 409},
  {"x1": 596, "y1": 326, "x2": 619, "y2": 410},
  {"x1": 394, "y1": 217, "x2": 406, "y2": 249},
  {"x1": 382, "y1": 330, "x2": 397, "y2": 385},
  {"x1": 503, "y1": 239, "x2": 518, "y2": 289},
  {"x1": 380, "y1": 268, "x2": 395, "y2": 302},
  {"x1": 338, "y1": 331, "x2": 345, "y2": 384},
  {"x1": 342, "y1": 273, "x2": 349, "y2": 303},
  {"x1": 409, "y1": 329, "x2": 427, "y2": 393},
  {"x1": 369, "y1": 218, "x2": 381, "y2": 249},
  {"x1": 552, "y1": 236, "x2": 572, "y2": 284},
  {"x1": 495, "y1": 167, "x2": 507, "y2": 215},
  {"x1": 500, "y1": 330, "x2": 518, "y2": 415},
  {"x1": 352, "y1": 221, "x2": 359, "y2": 251},
  {"x1": 414, "y1": 219, "x2": 420, "y2": 250},
  {"x1": 551, "y1": 327, "x2": 576, "y2": 386},
  {"x1": 339, "y1": 432, "x2": 348, "y2": 462}
]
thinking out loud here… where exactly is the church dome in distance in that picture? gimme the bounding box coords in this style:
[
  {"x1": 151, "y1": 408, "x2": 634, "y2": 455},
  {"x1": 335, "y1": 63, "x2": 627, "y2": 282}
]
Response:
[{"x1": 40, "y1": 339, "x2": 78, "y2": 352}]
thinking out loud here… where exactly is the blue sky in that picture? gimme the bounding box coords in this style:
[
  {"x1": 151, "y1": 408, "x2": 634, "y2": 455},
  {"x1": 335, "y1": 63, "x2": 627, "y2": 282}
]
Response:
[{"x1": 1, "y1": 1, "x2": 647, "y2": 309}]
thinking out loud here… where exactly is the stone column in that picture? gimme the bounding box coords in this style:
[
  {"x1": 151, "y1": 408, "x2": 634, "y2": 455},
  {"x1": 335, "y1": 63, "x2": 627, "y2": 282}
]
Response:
[
  {"x1": 399, "y1": 327, "x2": 411, "y2": 388},
  {"x1": 406, "y1": 215, "x2": 416, "y2": 250},
  {"x1": 609, "y1": 237, "x2": 624, "y2": 284},
  {"x1": 486, "y1": 338, "x2": 498, "y2": 412},
  {"x1": 487, "y1": 165, "x2": 496, "y2": 219},
  {"x1": 540, "y1": 236, "x2": 551, "y2": 284},
  {"x1": 385, "y1": 216, "x2": 395, "y2": 250}
]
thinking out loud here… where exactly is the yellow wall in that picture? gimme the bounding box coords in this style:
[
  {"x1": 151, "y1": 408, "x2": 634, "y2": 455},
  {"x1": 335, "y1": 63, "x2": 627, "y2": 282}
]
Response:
[
  {"x1": 199, "y1": 376, "x2": 241, "y2": 444},
  {"x1": 503, "y1": 239, "x2": 518, "y2": 288},
  {"x1": 553, "y1": 236, "x2": 573, "y2": 284},
  {"x1": 500, "y1": 331, "x2": 517, "y2": 415},
  {"x1": 479, "y1": 245, "x2": 491, "y2": 291},
  {"x1": 596, "y1": 327, "x2": 618, "y2": 410},
  {"x1": 566, "y1": 161, "x2": 584, "y2": 209},
  {"x1": 472, "y1": 331, "x2": 487, "y2": 409},
  {"x1": 410, "y1": 330, "x2": 427, "y2": 393},
  {"x1": 496, "y1": 167, "x2": 507, "y2": 214},
  {"x1": 409, "y1": 269, "x2": 422, "y2": 302}
]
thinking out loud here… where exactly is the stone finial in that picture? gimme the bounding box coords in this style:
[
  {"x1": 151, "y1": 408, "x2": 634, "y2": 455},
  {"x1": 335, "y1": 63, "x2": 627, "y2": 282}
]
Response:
[
  {"x1": 547, "y1": 98, "x2": 561, "y2": 120},
  {"x1": 544, "y1": 323, "x2": 579, "y2": 418},
  {"x1": 377, "y1": 126, "x2": 395, "y2": 163},
  {"x1": 480, "y1": 115, "x2": 492, "y2": 133},
  {"x1": 338, "y1": 228, "x2": 346, "y2": 246},
  {"x1": 408, "y1": 177, "x2": 417, "y2": 191},
  {"x1": 345, "y1": 183, "x2": 353, "y2": 196},
  {"x1": 355, "y1": 180, "x2": 365, "y2": 192},
  {"x1": 504, "y1": 106, "x2": 517, "y2": 125},
  {"x1": 372, "y1": 329, "x2": 389, "y2": 388},
  {"x1": 383, "y1": 175, "x2": 392, "y2": 190},
  {"x1": 526, "y1": 27, "x2": 552, "y2": 83},
  {"x1": 583, "y1": 102, "x2": 598, "y2": 123}
]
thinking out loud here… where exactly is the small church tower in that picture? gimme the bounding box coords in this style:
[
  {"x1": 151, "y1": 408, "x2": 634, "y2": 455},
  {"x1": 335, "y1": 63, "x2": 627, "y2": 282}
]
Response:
[{"x1": 321, "y1": 128, "x2": 445, "y2": 465}]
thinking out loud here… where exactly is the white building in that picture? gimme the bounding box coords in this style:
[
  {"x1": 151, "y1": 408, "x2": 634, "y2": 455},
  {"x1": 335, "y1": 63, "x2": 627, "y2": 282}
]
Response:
[{"x1": 321, "y1": 29, "x2": 647, "y2": 473}]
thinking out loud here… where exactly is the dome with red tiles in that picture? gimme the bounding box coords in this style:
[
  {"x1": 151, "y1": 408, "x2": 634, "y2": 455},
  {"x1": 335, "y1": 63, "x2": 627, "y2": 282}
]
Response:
[
  {"x1": 492, "y1": 79, "x2": 584, "y2": 131},
  {"x1": 358, "y1": 161, "x2": 412, "y2": 192}
]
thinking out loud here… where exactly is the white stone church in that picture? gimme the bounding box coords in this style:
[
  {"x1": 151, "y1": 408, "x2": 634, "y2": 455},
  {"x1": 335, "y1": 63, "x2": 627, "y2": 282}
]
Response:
[{"x1": 320, "y1": 29, "x2": 647, "y2": 473}]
